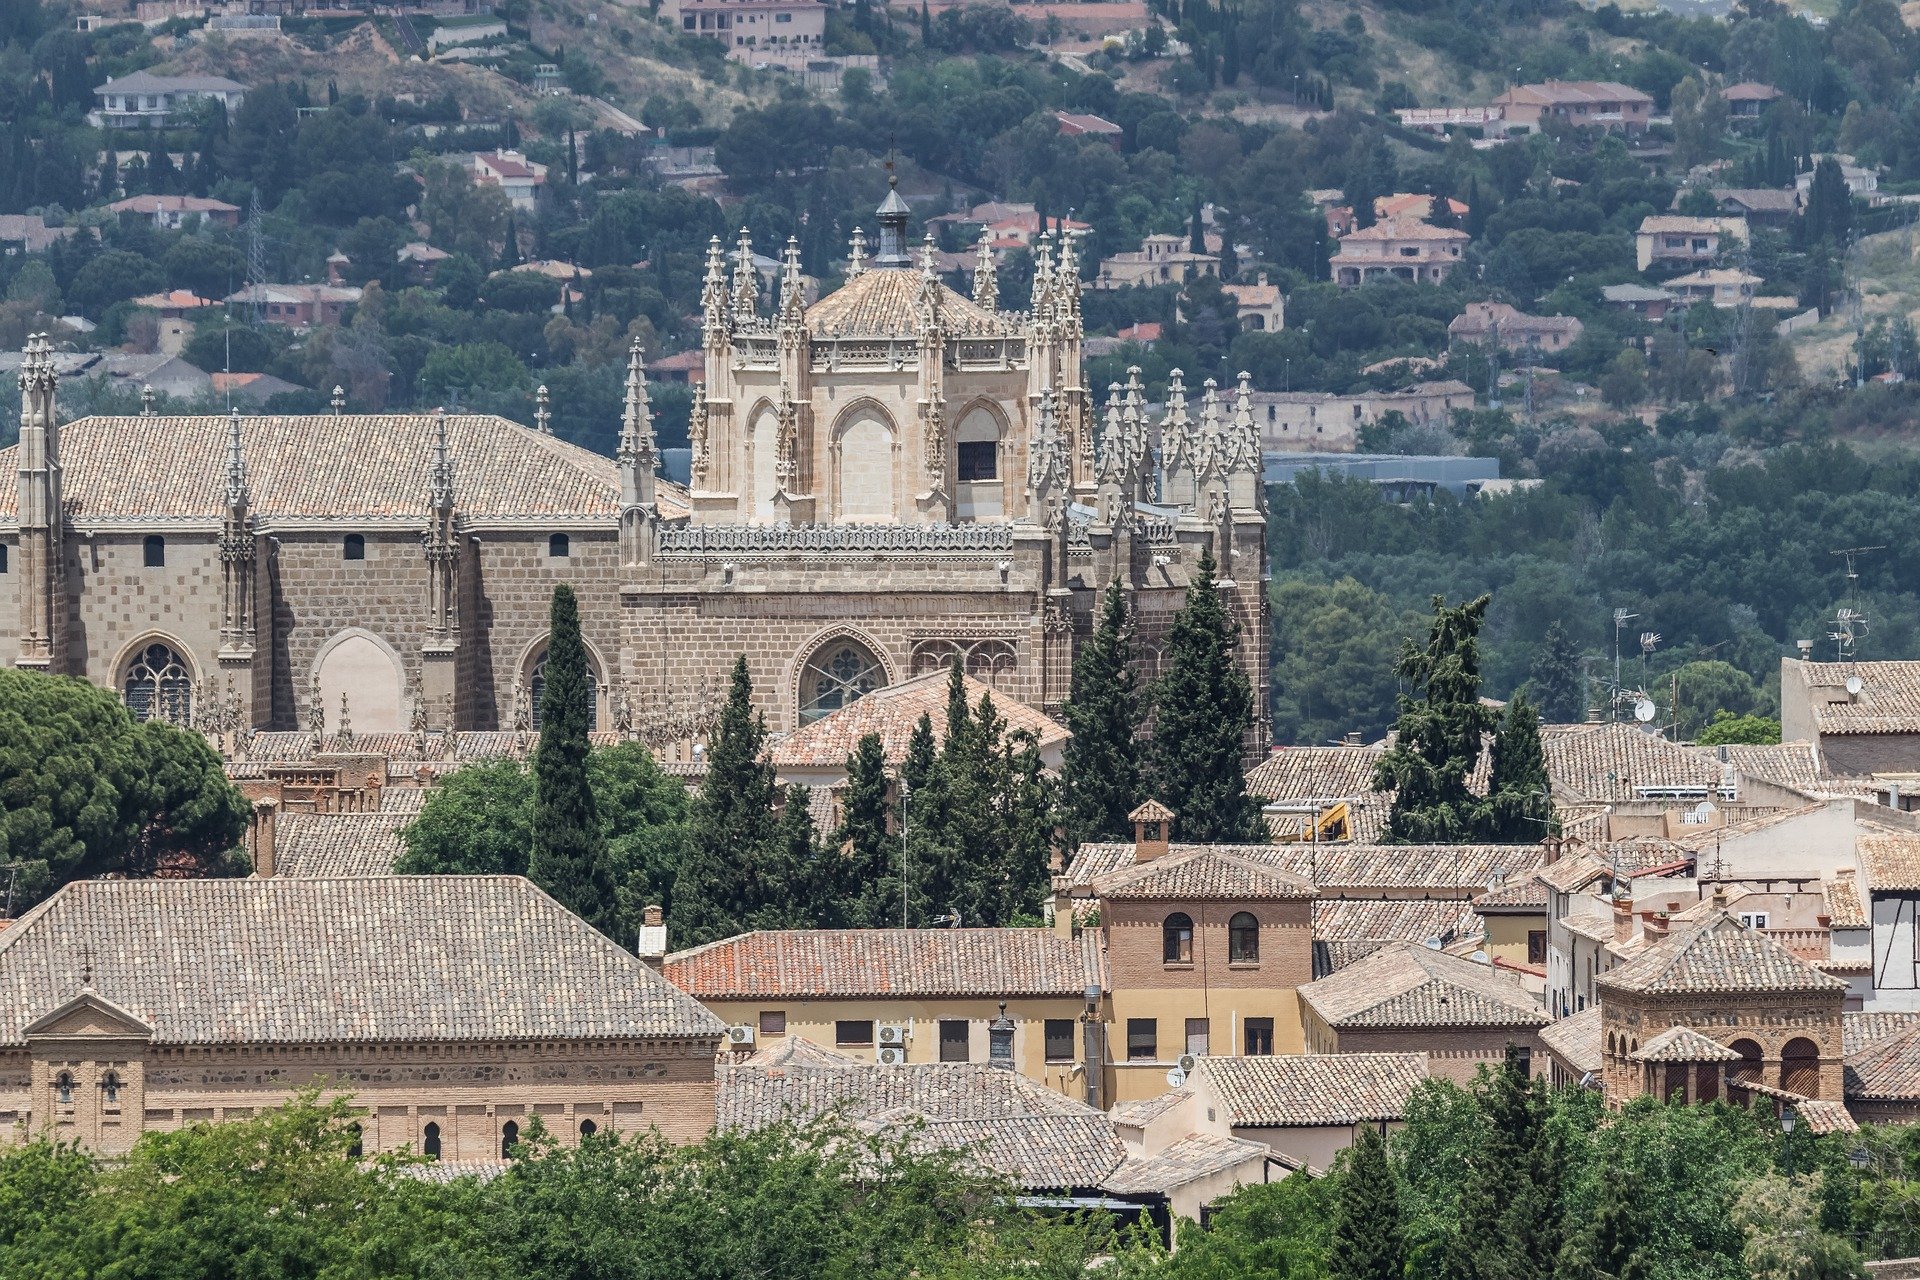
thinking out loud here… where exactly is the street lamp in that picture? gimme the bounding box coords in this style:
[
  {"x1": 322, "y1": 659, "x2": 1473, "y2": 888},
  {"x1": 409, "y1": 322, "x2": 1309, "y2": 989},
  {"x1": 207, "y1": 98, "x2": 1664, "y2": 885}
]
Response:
[
  {"x1": 1780, "y1": 1105, "x2": 1798, "y2": 1176},
  {"x1": 1849, "y1": 1146, "x2": 1872, "y2": 1173}
]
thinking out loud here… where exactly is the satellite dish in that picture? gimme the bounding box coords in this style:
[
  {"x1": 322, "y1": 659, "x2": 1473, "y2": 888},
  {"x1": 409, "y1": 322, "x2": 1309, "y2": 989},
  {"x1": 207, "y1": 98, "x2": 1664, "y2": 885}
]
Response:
[
  {"x1": 1633, "y1": 698, "x2": 1657, "y2": 723},
  {"x1": 1165, "y1": 1067, "x2": 1188, "y2": 1088},
  {"x1": 1847, "y1": 674, "x2": 1864, "y2": 695}
]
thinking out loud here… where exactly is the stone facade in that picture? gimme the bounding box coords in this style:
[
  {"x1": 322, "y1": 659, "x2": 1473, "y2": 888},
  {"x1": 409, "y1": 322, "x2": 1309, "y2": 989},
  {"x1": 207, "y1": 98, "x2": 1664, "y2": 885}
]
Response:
[{"x1": 3, "y1": 196, "x2": 1269, "y2": 743}]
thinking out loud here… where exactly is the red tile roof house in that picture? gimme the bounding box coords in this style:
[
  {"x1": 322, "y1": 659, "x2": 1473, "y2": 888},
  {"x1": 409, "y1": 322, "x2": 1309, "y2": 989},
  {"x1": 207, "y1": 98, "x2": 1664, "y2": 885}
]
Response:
[
  {"x1": 106, "y1": 194, "x2": 241, "y2": 230},
  {"x1": 468, "y1": 150, "x2": 549, "y2": 212},
  {"x1": 1055, "y1": 111, "x2": 1123, "y2": 144}
]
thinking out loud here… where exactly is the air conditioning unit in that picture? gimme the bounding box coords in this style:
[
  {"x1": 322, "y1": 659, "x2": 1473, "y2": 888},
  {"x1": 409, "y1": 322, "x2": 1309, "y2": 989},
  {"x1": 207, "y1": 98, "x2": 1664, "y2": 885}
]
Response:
[
  {"x1": 876, "y1": 1045, "x2": 907, "y2": 1067},
  {"x1": 877, "y1": 1024, "x2": 909, "y2": 1047},
  {"x1": 1177, "y1": 1054, "x2": 1199, "y2": 1075},
  {"x1": 726, "y1": 1024, "x2": 755, "y2": 1047}
]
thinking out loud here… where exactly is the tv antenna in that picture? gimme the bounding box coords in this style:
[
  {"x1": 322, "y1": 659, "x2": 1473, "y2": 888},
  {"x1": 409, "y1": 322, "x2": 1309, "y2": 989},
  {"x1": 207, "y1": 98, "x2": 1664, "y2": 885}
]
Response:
[
  {"x1": 1830, "y1": 607, "x2": 1869, "y2": 663},
  {"x1": 1832, "y1": 545, "x2": 1884, "y2": 591},
  {"x1": 1611, "y1": 608, "x2": 1638, "y2": 711}
]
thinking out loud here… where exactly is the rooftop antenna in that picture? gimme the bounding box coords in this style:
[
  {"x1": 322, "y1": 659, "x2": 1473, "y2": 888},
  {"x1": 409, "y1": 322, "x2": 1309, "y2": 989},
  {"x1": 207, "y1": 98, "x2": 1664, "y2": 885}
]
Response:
[
  {"x1": 1831, "y1": 545, "x2": 1883, "y2": 663},
  {"x1": 1611, "y1": 608, "x2": 1638, "y2": 716}
]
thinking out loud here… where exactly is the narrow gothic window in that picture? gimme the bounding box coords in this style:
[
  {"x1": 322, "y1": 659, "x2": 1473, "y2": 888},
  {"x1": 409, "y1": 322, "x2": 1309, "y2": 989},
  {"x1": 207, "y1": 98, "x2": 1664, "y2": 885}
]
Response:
[
  {"x1": 422, "y1": 1121, "x2": 441, "y2": 1160},
  {"x1": 549, "y1": 533, "x2": 570, "y2": 558},
  {"x1": 124, "y1": 643, "x2": 193, "y2": 725},
  {"x1": 343, "y1": 534, "x2": 365, "y2": 560},
  {"x1": 798, "y1": 641, "x2": 884, "y2": 724},
  {"x1": 501, "y1": 1119, "x2": 520, "y2": 1158},
  {"x1": 530, "y1": 647, "x2": 598, "y2": 731},
  {"x1": 143, "y1": 535, "x2": 165, "y2": 567}
]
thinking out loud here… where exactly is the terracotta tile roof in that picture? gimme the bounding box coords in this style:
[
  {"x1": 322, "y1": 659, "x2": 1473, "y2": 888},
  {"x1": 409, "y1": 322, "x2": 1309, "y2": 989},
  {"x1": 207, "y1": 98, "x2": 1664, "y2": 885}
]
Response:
[
  {"x1": 1539, "y1": 1006, "x2": 1603, "y2": 1074},
  {"x1": 1535, "y1": 852, "x2": 1614, "y2": 894},
  {"x1": 1066, "y1": 841, "x2": 1542, "y2": 897},
  {"x1": 1639, "y1": 215, "x2": 1746, "y2": 236},
  {"x1": 1722, "y1": 82, "x2": 1783, "y2": 101},
  {"x1": 1825, "y1": 870, "x2": 1868, "y2": 929},
  {"x1": 1630, "y1": 1025, "x2": 1741, "y2": 1062},
  {"x1": 1847, "y1": 1022, "x2": 1920, "y2": 1101},
  {"x1": 1595, "y1": 910, "x2": 1846, "y2": 997},
  {"x1": 1339, "y1": 218, "x2": 1471, "y2": 244},
  {"x1": 769, "y1": 670, "x2": 1067, "y2": 769},
  {"x1": 1110, "y1": 1091, "x2": 1189, "y2": 1127},
  {"x1": 1092, "y1": 846, "x2": 1316, "y2": 902},
  {"x1": 1103, "y1": 1133, "x2": 1272, "y2": 1193},
  {"x1": 1722, "y1": 742, "x2": 1825, "y2": 790},
  {"x1": 1474, "y1": 875, "x2": 1548, "y2": 910},
  {"x1": 108, "y1": 194, "x2": 240, "y2": 216},
  {"x1": 1859, "y1": 823, "x2": 1920, "y2": 892},
  {"x1": 0, "y1": 877, "x2": 724, "y2": 1046},
  {"x1": 1245, "y1": 747, "x2": 1384, "y2": 803},
  {"x1": 0, "y1": 415, "x2": 689, "y2": 523},
  {"x1": 1300, "y1": 942, "x2": 1546, "y2": 1029},
  {"x1": 380, "y1": 787, "x2": 429, "y2": 814},
  {"x1": 804, "y1": 268, "x2": 1003, "y2": 337},
  {"x1": 718, "y1": 1057, "x2": 1119, "y2": 1189},
  {"x1": 1540, "y1": 723, "x2": 1728, "y2": 801},
  {"x1": 1497, "y1": 79, "x2": 1652, "y2": 106},
  {"x1": 1796, "y1": 1099, "x2": 1858, "y2": 1134},
  {"x1": 1191, "y1": 1052, "x2": 1428, "y2": 1126},
  {"x1": 663, "y1": 928, "x2": 1102, "y2": 999},
  {"x1": 273, "y1": 812, "x2": 406, "y2": 877},
  {"x1": 1710, "y1": 188, "x2": 1801, "y2": 214},
  {"x1": 1845, "y1": 1011, "x2": 1920, "y2": 1057},
  {"x1": 1315, "y1": 899, "x2": 1478, "y2": 953}
]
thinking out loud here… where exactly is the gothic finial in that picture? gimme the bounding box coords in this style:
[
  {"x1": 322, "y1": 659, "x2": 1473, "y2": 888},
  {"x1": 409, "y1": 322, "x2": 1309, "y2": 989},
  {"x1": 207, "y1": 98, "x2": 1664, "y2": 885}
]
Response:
[
  {"x1": 847, "y1": 226, "x2": 868, "y2": 278},
  {"x1": 338, "y1": 691, "x2": 352, "y2": 741},
  {"x1": 919, "y1": 231, "x2": 937, "y2": 277},
  {"x1": 779, "y1": 236, "x2": 806, "y2": 322},
  {"x1": 731, "y1": 226, "x2": 758, "y2": 320},
  {"x1": 972, "y1": 225, "x2": 998, "y2": 311},
  {"x1": 330, "y1": 385, "x2": 345, "y2": 416},
  {"x1": 141, "y1": 383, "x2": 156, "y2": 417},
  {"x1": 429, "y1": 409, "x2": 455, "y2": 512},
  {"x1": 702, "y1": 234, "x2": 730, "y2": 335},
  {"x1": 534, "y1": 384, "x2": 552, "y2": 434},
  {"x1": 620, "y1": 338, "x2": 658, "y2": 490},
  {"x1": 224, "y1": 407, "x2": 248, "y2": 509}
]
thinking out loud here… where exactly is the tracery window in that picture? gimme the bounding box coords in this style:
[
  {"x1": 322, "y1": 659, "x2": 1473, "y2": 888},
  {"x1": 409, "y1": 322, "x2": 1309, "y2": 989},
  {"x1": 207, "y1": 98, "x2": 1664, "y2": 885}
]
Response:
[
  {"x1": 530, "y1": 646, "x2": 598, "y2": 731},
  {"x1": 799, "y1": 641, "x2": 884, "y2": 723},
  {"x1": 124, "y1": 642, "x2": 193, "y2": 725},
  {"x1": 909, "y1": 639, "x2": 1016, "y2": 691}
]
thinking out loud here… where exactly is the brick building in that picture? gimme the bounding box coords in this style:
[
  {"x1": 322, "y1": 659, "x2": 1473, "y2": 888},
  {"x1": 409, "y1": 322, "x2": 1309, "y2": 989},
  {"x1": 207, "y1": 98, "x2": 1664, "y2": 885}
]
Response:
[
  {"x1": 1, "y1": 188, "x2": 1268, "y2": 743},
  {"x1": 0, "y1": 876, "x2": 724, "y2": 1156}
]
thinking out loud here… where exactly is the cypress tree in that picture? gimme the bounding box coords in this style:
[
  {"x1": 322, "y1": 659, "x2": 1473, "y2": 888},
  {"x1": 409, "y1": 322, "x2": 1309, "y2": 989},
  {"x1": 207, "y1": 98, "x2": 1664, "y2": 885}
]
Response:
[
  {"x1": 997, "y1": 730, "x2": 1057, "y2": 924},
  {"x1": 896, "y1": 712, "x2": 940, "y2": 926},
  {"x1": 1329, "y1": 1124, "x2": 1406, "y2": 1280},
  {"x1": 1374, "y1": 595, "x2": 1497, "y2": 844},
  {"x1": 835, "y1": 732, "x2": 897, "y2": 927},
  {"x1": 920, "y1": 0, "x2": 932, "y2": 43},
  {"x1": 1189, "y1": 190, "x2": 1206, "y2": 254},
  {"x1": 1450, "y1": 1047, "x2": 1565, "y2": 1280},
  {"x1": 1556, "y1": 1161, "x2": 1651, "y2": 1280},
  {"x1": 1528, "y1": 620, "x2": 1585, "y2": 724},
  {"x1": 764, "y1": 784, "x2": 821, "y2": 928},
  {"x1": 1149, "y1": 547, "x2": 1262, "y2": 842},
  {"x1": 670, "y1": 657, "x2": 780, "y2": 945},
  {"x1": 527, "y1": 584, "x2": 615, "y2": 934},
  {"x1": 1487, "y1": 693, "x2": 1554, "y2": 842},
  {"x1": 1061, "y1": 582, "x2": 1145, "y2": 846}
]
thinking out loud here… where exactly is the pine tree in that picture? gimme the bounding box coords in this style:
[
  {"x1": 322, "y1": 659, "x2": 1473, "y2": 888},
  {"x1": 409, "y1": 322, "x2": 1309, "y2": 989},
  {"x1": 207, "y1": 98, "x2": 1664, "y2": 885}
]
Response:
[
  {"x1": 1487, "y1": 694, "x2": 1554, "y2": 842},
  {"x1": 670, "y1": 657, "x2": 779, "y2": 945},
  {"x1": 1060, "y1": 582, "x2": 1145, "y2": 846},
  {"x1": 834, "y1": 733, "x2": 898, "y2": 927},
  {"x1": 1374, "y1": 595, "x2": 1497, "y2": 844},
  {"x1": 527, "y1": 585, "x2": 616, "y2": 934},
  {"x1": 1149, "y1": 547, "x2": 1262, "y2": 842},
  {"x1": 1528, "y1": 621, "x2": 1585, "y2": 724},
  {"x1": 1329, "y1": 1125, "x2": 1406, "y2": 1280}
]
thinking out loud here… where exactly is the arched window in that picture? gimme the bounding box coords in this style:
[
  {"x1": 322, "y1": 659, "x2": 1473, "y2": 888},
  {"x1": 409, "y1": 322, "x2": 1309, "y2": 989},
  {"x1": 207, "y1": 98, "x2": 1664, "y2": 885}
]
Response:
[
  {"x1": 579, "y1": 1118, "x2": 598, "y2": 1138},
  {"x1": 1782, "y1": 1037, "x2": 1821, "y2": 1097},
  {"x1": 798, "y1": 639, "x2": 885, "y2": 723},
  {"x1": 124, "y1": 642, "x2": 193, "y2": 725},
  {"x1": 1163, "y1": 912, "x2": 1194, "y2": 964},
  {"x1": 549, "y1": 533, "x2": 570, "y2": 558},
  {"x1": 422, "y1": 1121, "x2": 441, "y2": 1160},
  {"x1": 346, "y1": 1122, "x2": 363, "y2": 1158},
  {"x1": 143, "y1": 535, "x2": 165, "y2": 567},
  {"x1": 54, "y1": 1072, "x2": 74, "y2": 1105},
  {"x1": 501, "y1": 1119, "x2": 520, "y2": 1159},
  {"x1": 100, "y1": 1071, "x2": 121, "y2": 1106},
  {"x1": 530, "y1": 646, "x2": 598, "y2": 731},
  {"x1": 1228, "y1": 912, "x2": 1260, "y2": 963},
  {"x1": 343, "y1": 533, "x2": 365, "y2": 560}
]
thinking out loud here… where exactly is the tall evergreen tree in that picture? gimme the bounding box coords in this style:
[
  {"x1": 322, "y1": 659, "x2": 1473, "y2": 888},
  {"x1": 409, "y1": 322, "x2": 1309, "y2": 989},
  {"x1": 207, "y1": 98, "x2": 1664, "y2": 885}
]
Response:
[
  {"x1": 1149, "y1": 547, "x2": 1262, "y2": 842},
  {"x1": 1060, "y1": 582, "x2": 1145, "y2": 846},
  {"x1": 670, "y1": 657, "x2": 780, "y2": 945},
  {"x1": 528, "y1": 584, "x2": 616, "y2": 934},
  {"x1": 897, "y1": 711, "x2": 941, "y2": 927},
  {"x1": 1374, "y1": 595, "x2": 1497, "y2": 844},
  {"x1": 1329, "y1": 1124, "x2": 1406, "y2": 1280},
  {"x1": 1189, "y1": 190, "x2": 1207, "y2": 254},
  {"x1": 1487, "y1": 694, "x2": 1554, "y2": 842},
  {"x1": 764, "y1": 784, "x2": 821, "y2": 929},
  {"x1": 834, "y1": 732, "x2": 898, "y2": 928},
  {"x1": 1556, "y1": 1161, "x2": 1651, "y2": 1280},
  {"x1": 1447, "y1": 1047, "x2": 1565, "y2": 1280},
  {"x1": 1528, "y1": 620, "x2": 1585, "y2": 724},
  {"x1": 1803, "y1": 155, "x2": 1852, "y2": 248}
]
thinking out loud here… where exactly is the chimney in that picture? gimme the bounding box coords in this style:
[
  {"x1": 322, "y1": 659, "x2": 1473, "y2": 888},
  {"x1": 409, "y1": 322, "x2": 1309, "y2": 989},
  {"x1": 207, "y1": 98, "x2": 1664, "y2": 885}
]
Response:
[
  {"x1": 1130, "y1": 800, "x2": 1175, "y2": 862},
  {"x1": 250, "y1": 798, "x2": 278, "y2": 878},
  {"x1": 1612, "y1": 894, "x2": 1634, "y2": 944},
  {"x1": 1344, "y1": 730, "x2": 1363, "y2": 746},
  {"x1": 637, "y1": 903, "x2": 668, "y2": 970},
  {"x1": 1643, "y1": 911, "x2": 1670, "y2": 943},
  {"x1": 989, "y1": 1001, "x2": 1015, "y2": 1071},
  {"x1": 1586, "y1": 704, "x2": 1603, "y2": 723}
]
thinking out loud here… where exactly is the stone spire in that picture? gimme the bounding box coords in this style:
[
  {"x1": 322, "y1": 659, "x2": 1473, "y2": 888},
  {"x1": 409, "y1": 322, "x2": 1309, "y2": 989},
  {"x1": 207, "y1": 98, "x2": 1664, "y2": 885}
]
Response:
[
  {"x1": 1054, "y1": 231, "x2": 1082, "y2": 335},
  {"x1": 730, "y1": 227, "x2": 758, "y2": 322},
  {"x1": 1225, "y1": 369, "x2": 1265, "y2": 511},
  {"x1": 1026, "y1": 386, "x2": 1068, "y2": 521},
  {"x1": 971, "y1": 225, "x2": 998, "y2": 311},
  {"x1": 1096, "y1": 381, "x2": 1127, "y2": 488},
  {"x1": 428, "y1": 409, "x2": 455, "y2": 514},
  {"x1": 618, "y1": 339, "x2": 657, "y2": 565},
  {"x1": 1031, "y1": 231, "x2": 1055, "y2": 328},
  {"x1": 1160, "y1": 368, "x2": 1195, "y2": 507},
  {"x1": 847, "y1": 226, "x2": 868, "y2": 279},
  {"x1": 779, "y1": 236, "x2": 806, "y2": 329},
  {"x1": 224, "y1": 407, "x2": 248, "y2": 512},
  {"x1": 701, "y1": 234, "x2": 730, "y2": 336},
  {"x1": 423, "y1": 410, "x2": 460, "y2": 654},
  {"x1": 534, "y1": 384, "x2": 552, "y2": 434},
  {"x1": 15, "y1": 334, "x2": 63, "y2": 671},
  {"x1": 688, "y1": 381, "x2": 710, "y2": 489}
]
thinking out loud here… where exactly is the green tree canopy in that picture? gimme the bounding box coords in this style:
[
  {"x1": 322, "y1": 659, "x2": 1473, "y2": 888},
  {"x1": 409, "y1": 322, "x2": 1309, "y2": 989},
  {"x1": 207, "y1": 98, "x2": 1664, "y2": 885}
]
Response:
[
  {"x1": 1149, "y1": 548, "x2": 1263, "y2": 842},
  {"x1": 1374, "y1": 595, "x2": 1498, "y2": 844},
  {"x1": 1060, "y1": 582, "x2": 1146, "y2": 845},
  {"x1": 528, "y1": 584, "x2": 616, "y2": 934}
]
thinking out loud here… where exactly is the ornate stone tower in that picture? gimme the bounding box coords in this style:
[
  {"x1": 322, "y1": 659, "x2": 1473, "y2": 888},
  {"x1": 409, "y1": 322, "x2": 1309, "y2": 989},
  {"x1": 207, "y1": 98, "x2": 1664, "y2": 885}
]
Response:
[
  {"x1": 618, "y1": 338, "x2": 658, "y2": 567},
  {"x1": 420, "y1": 411, "x2": 460, "y2": 728},
  {"x1": 217, "y1": 408, "x2": 258, "y2": 724},
  {"x1": 14, "y1": 334, "x2": 62, "y2": 672}
]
